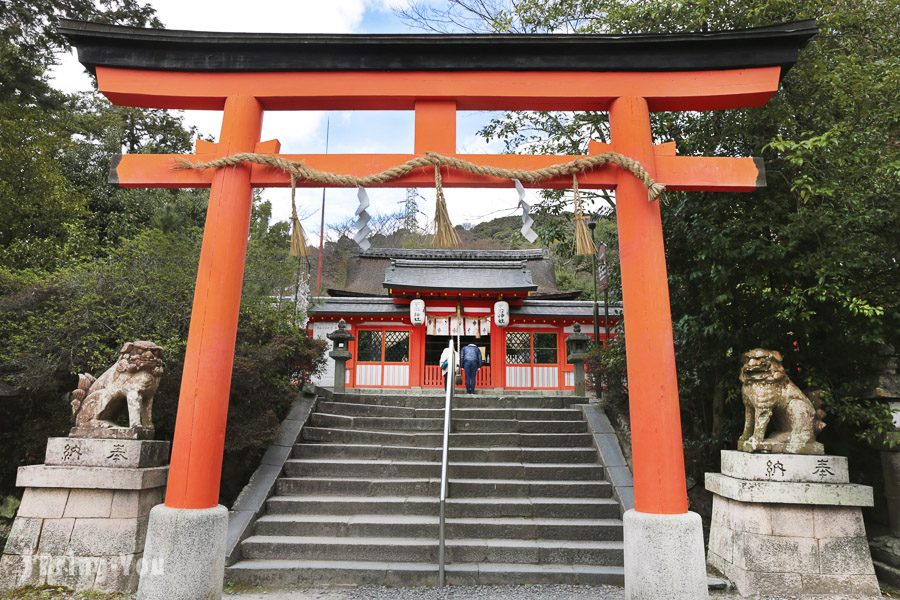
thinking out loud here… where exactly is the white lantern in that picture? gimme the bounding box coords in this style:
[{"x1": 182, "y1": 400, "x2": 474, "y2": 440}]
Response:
[
  {"x1": 410, "y1": 298, "x2": 426, "y2": 326},
  {"x1": 494, "y1": 300, "x2": 510, "y2": 328}
]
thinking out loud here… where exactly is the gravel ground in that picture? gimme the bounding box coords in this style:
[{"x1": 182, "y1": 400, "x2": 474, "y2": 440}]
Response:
[
  {"x1": 223, "y1": 584, "x2": 895, "y2": 600},
  {"x1": 226, "y1": 585, "x2": 623, "y2": 600},
  {"x1": 0, "y1": 583, "x2": 894, "y2": 599}
]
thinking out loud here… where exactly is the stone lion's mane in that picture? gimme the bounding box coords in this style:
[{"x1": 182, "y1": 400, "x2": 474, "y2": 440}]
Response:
[{"x1": 115, "y1": 350, "x2": 163, "y2": 376}]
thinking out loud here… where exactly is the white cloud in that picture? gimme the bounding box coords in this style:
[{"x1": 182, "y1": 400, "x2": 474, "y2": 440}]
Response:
[
  {"x1": 150, "y1": 0, "x2": 367, "y2": 33},
  {"x1": 48, "y1": 1, "x2": 520, "y2": 241},
  {"x1": 49, "y1": 1, "x2": 371, "y2": 96},
  {"x1": 373, "y1": 0, "x2": 412, "y2": 10}
]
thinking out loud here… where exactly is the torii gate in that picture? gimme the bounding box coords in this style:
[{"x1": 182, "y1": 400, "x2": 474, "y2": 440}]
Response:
[{"x1": 61, "y1": 19, "x2": 815, "y2": 600}]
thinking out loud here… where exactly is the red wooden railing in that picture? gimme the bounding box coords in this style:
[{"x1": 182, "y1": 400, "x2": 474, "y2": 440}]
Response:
[{"x1": 424, "y1": 365, "x2": 492, "y2": 388}]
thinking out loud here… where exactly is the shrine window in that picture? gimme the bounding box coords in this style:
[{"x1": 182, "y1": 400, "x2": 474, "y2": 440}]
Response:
[
  {"x1": 356, "y1": 328, "x2": 410, "y2": 364},
  {"x1": 383, "y1": 331, "x2": 410, "y2": 363},
  {"x1": 505, "y1": 331, "x2": 559, "y2": 365},
  {"x1": 533, "y1": 333, "x2": 558, "y2": 364},
  {"x1": 505, "y1": 332, "x2": 531, "y2": 364},
  {"x1": 357, "y1": 330, "x2": 383, "y2": 362}
]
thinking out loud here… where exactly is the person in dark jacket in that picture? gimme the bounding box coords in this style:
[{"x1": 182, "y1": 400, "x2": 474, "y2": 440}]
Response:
[{"x1": 460, "y1": 343, "x2": 483, "y2": 394}]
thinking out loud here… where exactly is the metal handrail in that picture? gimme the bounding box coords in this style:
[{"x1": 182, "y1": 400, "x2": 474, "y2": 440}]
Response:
[{"x1": 437, "y1": 339, "x2": 456, "y2": 586}]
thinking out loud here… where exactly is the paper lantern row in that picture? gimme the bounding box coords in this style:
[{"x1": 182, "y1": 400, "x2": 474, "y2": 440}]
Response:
[
  {"x1": 411, "y1": 300, "x2": 510, "y2": 331},
  {"x1": 425, "y1": 316, "x2": 491, "y2": 336}
]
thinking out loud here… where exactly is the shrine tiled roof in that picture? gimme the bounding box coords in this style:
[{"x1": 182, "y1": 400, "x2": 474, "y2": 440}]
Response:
[
  {"x1": 384, "y1": 259, "x2": 538, "y2": 292},
  {"x1": 514, "y1": 300, "x2": 623, "y2": 318},
  {"x1": 342, "y1": 248, "x2": 559, "y2": 296},
  {"x1": 309, "y1": 298, "x2": 406, "y2": 316},
  {"x1": 308, "y1": 298, "x2": 622, "y2": 319}
]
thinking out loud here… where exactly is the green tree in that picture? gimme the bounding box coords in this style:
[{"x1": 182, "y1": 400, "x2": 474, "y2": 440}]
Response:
[
  {"x1": 401, "y1": 0, "x2": 900, "y2": 458},
  {"x1": 0, "y1": 0, "x2": 327, "y2": 523}
]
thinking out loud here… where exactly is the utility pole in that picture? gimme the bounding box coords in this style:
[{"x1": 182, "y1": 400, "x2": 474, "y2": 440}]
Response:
[
  {"x1": 587, "y1": 221, "x2": 601, "y2": 342},
  {"x1": 599, "y1": 243, "x2": 609, "y2": 347},
  {"x1": 314, "y1": 117, "x2": 330, "y2": 295}
]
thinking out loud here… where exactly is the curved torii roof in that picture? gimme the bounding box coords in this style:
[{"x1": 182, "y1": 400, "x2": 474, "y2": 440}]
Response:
[{"x1": 59, "y1": 19, "x2": 816, "y2": 75}]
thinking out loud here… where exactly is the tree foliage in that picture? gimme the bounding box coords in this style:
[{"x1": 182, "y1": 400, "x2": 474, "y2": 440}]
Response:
[
  {"x1": 402, "y1": 1, "x2": 900, "y2": 465},
  {"x1": 0, "y1": 1, "x2": 326, "y2": 515}
]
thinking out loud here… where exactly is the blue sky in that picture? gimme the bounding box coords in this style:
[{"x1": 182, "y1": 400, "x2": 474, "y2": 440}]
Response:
[{"x1": 50, "y1": 0, "x2": 526, "y2": 244}]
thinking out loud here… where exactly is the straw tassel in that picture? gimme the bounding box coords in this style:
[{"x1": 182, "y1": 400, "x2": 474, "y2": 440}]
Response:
[
  {"x1": 289, "y1": 174, "x2": 309, "y2": 258},
  {"x1": 573, "y1": 174, "x2": 597, "y2": 257},
  {"x1": 432, "y1": 165, "x2": 460, "y2": 249}
]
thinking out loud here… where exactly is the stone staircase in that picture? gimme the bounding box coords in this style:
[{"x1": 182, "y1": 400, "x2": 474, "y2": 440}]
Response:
[{"x1": 226, "y1": 392, "x2": 625, "y2": 587}]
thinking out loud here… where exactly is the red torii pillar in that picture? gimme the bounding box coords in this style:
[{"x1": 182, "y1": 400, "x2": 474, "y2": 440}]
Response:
[
  {"x1": 611, "y1": 96, "x2": 689, "y2": 515},
  {"x1": 58, "y1": 17, "x2": 816, "y2": 600},
  {"x1": 165, "y1": 95, "x2": 263, "y2": 509}
]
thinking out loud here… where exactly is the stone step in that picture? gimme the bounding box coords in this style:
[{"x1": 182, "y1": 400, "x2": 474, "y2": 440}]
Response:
[
  {"x1": 227, "y1": 389, "x2": 624, "y2": 587},
  {"x1": 446, "y1": 497, "x2": 620, "y2": 519},
  {"x1": 253, "y1": 515, "x2": 622, "y2": 541},
  {"x1": 452, "y1": 419, "x2": 588, "y2": 434},
  {"x1": 240, "y1": 535, "x2": 435, "y2": 562},
  {"x1": 301, "y1": 428, "x2": 595, "y2": 448},
  {"x1": 450, "y1": 479, "x2": 611, "y2": 498},
  {"x1": 449, "y1": 538, "x2": 622, "y2": 566},
  {"x1": 308, "y1": 413, "x2": 442, "y2": 432},
  {"x1": 240, "y1": 535, "x2": 623, "y2": 566},
  {"x1": 447, "y1": 517, "x2": 622, "y2": 541},
  {"x1": 329, "y1": 393, "x2": 586, "y2": 410},
  {"x1": 316, "y1": 401, "x2": 586, "y2": 421},
  {"x1": 308, "y1": 413, "x2": 588, "y2": 434},
  {"x1": 265, "y1": 495, "x2": 621, "y2": 519},
  {"x1": 254, "y1": 514, "x2": 439, "y2": 539},
  {"x1": 292, "y1": 443, "x2": 600, "y2": 464},
  {"x1": 276, "y1": 477, "x2": 612, "y2": 498},
  {"x1": 225, "y1": 558, "x2": 623, "y2": 587},
  {"x1": 283, "y1": 459, "x2": 603, "y2": 481},
  {"x1": 277, "y1": 477, "x2": 438, "y2": 497},
  {"x1": 283, "y1": 459, "x2": 439, "y2": 479},
  {"x1": 266, "y1": 495, "x2": 439, "y2": 517}
]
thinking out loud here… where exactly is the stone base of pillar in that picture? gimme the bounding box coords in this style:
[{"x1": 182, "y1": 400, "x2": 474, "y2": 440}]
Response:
[
  {"x1": 0, "y1": 438, "x2": 169, "y2": 593},
  {"x1": 136, "y1": 504, "x2": 227, "y2": 600},
  {"x1": 871, "y1": 447, "x2": 900, "y2": 589},
  {"x1": 623, "y1": 509, "x2": 709, "y2": 600},
  {"x1": 882, "y1": 448, "x2": 900, "y2": 536},
  {"x1": 706, "y1": 450, "x2": 881, "y2": 597},
  {"x1": 870, "y1": 534, "x2": 900, "y2": 589}
]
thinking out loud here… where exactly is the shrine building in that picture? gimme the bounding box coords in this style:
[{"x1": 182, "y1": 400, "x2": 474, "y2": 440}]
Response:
[{"x1": 308, "y1": 248, "x2": 620, "y2": 391}]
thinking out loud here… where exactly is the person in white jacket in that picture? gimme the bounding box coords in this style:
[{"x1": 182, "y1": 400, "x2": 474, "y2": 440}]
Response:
[{"x1": 439, "y1": 345, "x2": 459, "y2": 390}]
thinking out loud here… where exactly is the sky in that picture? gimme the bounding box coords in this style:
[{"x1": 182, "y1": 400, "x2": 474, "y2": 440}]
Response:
[{"x1": 49, "y1": 0, "x2": 528, "y2": 245}]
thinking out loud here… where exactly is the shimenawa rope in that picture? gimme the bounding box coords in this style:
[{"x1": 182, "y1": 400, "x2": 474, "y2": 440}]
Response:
[
  {"x1": 177, "y1": 151, "x2": 665, "y2": 200},
  {"x1": 179, "y1": 150, "x2": 664, "y2": 251}
]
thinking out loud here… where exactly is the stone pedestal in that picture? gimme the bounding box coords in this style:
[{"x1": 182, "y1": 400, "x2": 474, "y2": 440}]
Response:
[
  {"x1": 137, "y1": 504, "x2": 227, "y2": 600},
  {"x1": 871, "y1": 429, "x2": 900, "y2": 587},
  {"x1": 0, "y1": 438, "x2": 169, "y2": 594},
  {"x1": 624, "y1": 510, "x2": 709, "y2": 599},
  {"x1": 706, "y1": 450, "x2": 880, "y2": 597}
]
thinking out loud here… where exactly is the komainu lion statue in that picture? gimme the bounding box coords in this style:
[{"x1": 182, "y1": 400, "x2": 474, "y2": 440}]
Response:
[
  {"x1": 738, "y1": 348, "x2": 825, "y2": 455},
  {"x1": 70, "y1": 341, "x2": 164, "y2": 439}
]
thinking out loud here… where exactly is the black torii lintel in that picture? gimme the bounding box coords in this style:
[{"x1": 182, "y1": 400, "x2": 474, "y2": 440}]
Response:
[{"x1": 58, "y1": 19, "x2": 817, "y2": 75}]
